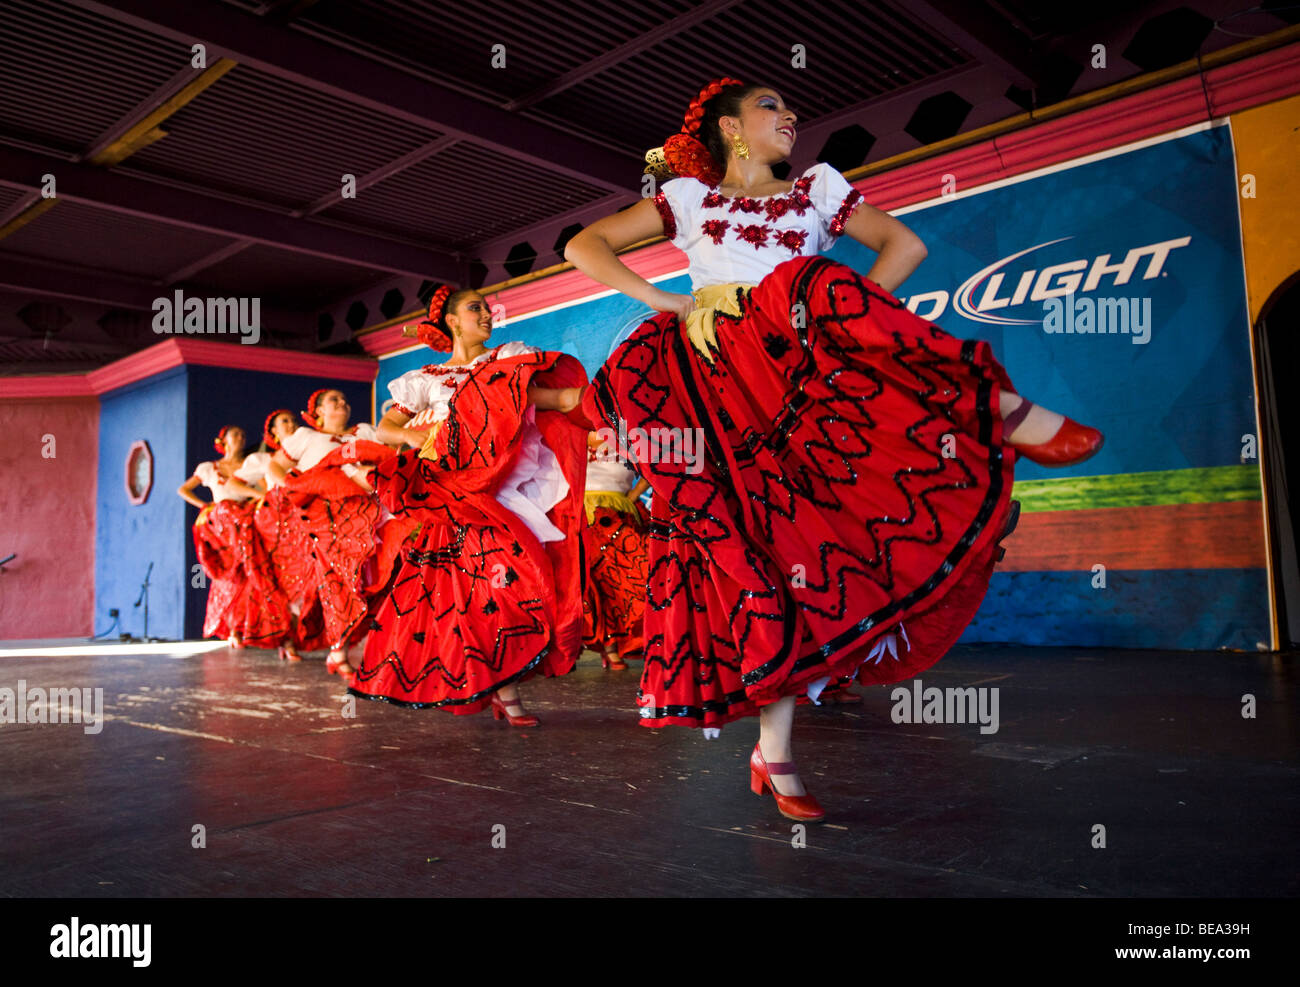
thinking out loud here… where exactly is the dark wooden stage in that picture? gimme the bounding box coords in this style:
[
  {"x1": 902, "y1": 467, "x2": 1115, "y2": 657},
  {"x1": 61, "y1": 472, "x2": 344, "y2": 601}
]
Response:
[{"x1": 1, "y1": 642, "x2": 1295, "y2": 898}]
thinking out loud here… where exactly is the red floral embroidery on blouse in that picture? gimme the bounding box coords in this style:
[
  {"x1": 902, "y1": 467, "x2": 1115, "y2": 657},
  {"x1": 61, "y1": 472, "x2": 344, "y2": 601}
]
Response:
[
  {"x1": 789, "y1": 176, "x2": 814, "y2": 215},
  {"x1": 653, "y1": 190, "x2": 677, "y2": 239},
  {"x1": 735, "y1": 224, "x2": 771, "y2": 249},
  {"x1": 702, "y1": 191, "x2": 726, "y2": 209},
  {"x1": 829, "y1": 189, "x2": 863, "y2": 236},
  {"x1": 729, "y1": 197, "x2": 764, "y2": 215},
  {"x1": 765, "y1": 197, "x2": 792, "y2": 221},
  {"x1": 775, "y1": 229, "x2": 808, "y2": 254},
  {"x1": 701, "y1": 219, "x2": 730, "y2": 244}
]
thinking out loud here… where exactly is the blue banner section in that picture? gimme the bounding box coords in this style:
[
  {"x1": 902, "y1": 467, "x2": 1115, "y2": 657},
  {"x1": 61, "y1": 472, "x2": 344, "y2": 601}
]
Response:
[{"x1": 829, "y1": 125, "x2": 1255, "y2": 481}]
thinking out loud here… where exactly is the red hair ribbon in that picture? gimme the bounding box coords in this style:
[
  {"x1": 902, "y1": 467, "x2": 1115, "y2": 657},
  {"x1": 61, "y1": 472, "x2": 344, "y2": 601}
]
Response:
[
  {"x1": 301, "y1": 389, "x2": 329, "y2": 429},
  {"x1": 414, "y1": 285, "x2": 454, "y2": 352},
  {"x1": 664, "y1": 77, "x2": 744, "y2": 186},
  {"x1": 263, "y1": 408, "x2": 293, "y2": 450},
  {"x1": 213, "y1": 426, "x2": 230, "y2": 456}
]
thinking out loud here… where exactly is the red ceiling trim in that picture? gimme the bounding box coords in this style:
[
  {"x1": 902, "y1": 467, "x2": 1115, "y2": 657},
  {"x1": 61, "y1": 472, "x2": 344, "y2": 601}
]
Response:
[
  {"x1": 362, "y1": 40, "x2": 1300, "y2": 359},
  {"x1": 1, "y1": 338, "x2": 376, "y2": 399}
]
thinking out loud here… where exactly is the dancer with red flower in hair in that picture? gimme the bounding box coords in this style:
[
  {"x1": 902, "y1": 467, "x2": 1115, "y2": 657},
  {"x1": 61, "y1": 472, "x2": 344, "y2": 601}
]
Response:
[
  {"x1": 348, "y1": 285, "x2": 597, "y2": 726},
  {"x1": 581, "y1": 431, "x2": 651, "y2": 670},
  {"x1": 565, "y1": 79, "x2": 1103, "y2": 821},
  {"x1": 179, "y1": 425, "x2": 286, "y2": 648},
  {"x1": 267, "y1": 390, "x2": 398, "y2": 682}
]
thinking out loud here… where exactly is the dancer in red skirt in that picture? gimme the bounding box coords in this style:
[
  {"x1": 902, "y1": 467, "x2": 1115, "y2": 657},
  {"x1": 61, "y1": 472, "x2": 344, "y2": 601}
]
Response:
[
  {"x1": 349, "y1": 286, "x2": 596, "y2": 726},
  {"x1": 178, "y1": 425, "x2": 287, "y2": 648},
  {"x1": 268, "y1": 390, "x2": 397, "y2": 682},
  {"x1": 582, "y1": 431, "x2": 650, "y2": 669},
  {"x1": 243, "y1": 409, "x2": 322, "y2": 660},
  {"x1": 565, "y1": 79, "x2": 1103, "y2": 821}
]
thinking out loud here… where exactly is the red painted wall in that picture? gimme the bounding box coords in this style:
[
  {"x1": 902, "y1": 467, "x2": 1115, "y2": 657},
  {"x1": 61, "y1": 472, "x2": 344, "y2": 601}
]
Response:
[{"x1": 0, "y1": 397, "x2": 98, "y2": 639}]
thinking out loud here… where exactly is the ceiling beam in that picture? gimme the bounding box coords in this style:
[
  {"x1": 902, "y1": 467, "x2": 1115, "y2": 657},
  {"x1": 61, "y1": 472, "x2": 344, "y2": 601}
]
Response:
[
  {"x1": 68, "y1": 0, "x2": 642, "y2": 194},
  {"x1": 504, "y1": 0, "x2": 745, "y2": 111},
  {"x1": 0, "y1": 145, "x2": 458, "y2": 280},
  {"x1": 0, "y1": 252, "x2": 160, "y2": 309},
  {"x1": 0, "y1": 253, "x2": 317, "y2": 331},
  {"x1": 906, "y1": 0, "x2": 1039, "y2": 89}
]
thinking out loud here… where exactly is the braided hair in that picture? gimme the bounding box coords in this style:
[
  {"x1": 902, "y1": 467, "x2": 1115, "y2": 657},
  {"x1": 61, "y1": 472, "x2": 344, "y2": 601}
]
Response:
[
  {"x1": 664, "y1": 77, "x2": 769, "y2": 185},
  {"x1": 414, "y1": 285, "x2": 479, "y2": 351}
]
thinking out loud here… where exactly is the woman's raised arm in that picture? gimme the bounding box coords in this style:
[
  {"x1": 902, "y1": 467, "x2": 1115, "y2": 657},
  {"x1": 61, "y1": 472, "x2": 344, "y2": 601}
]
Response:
[{"x1": 564, "y1": 198, "x2": 693, "y2": 319}]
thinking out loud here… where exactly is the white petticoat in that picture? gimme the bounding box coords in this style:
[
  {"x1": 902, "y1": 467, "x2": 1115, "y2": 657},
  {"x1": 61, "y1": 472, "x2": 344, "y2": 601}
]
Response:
[{"x1": 494, "y1": 406, "x2": 570, "y2": 543}]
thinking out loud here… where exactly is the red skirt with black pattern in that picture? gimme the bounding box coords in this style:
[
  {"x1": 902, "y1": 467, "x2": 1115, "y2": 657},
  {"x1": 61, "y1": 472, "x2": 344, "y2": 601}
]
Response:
[
  {"x1": 581, "y1": 501, "x2": 650, "y2": 659},
  {"x1": 193, "y1": 499, "x2": 287, "y2": 645},
  {"x1": 263, "y1": 441, "x2": 401, "y2": 650},
  {"x1": 350, "y1": 350, "x2": 595, "y2": 713},
  {"x1": 593, "y1": 255, "x2": 1018, "y2": 728}
]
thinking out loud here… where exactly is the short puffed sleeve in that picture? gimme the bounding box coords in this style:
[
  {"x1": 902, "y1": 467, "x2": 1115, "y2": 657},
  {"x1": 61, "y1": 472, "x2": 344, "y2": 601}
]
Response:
[
  {"x1": 811, "y1": 163, "x2": 864, "y2": 251},
  {"x1": 351, "y1": 423, "x2": 379, "y2": 443},
  {"x1": 653, "y1": 177, "x2": 706, "y2": 248},
  {"x1": 495, "y1": 340, "x2": 540, "y2": 359},
  {"x1": 387, "y1": 371, "x2": 427, "y2": 417},
  {"x1": 193, "y1": 461, "x2": 217, "y2": 486},
  {"x1": 280, "y1": 426, "x2": 313, "y2": 462}
]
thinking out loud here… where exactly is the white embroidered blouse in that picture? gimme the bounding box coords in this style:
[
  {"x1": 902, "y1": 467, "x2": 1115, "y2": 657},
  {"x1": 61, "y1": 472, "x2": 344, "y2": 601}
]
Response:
[
  {"x1": 193, "y1": 458, "x2": 264, "y2": 502},
  {"x1": 653, "y1": 162, "x2": 863, "y2": 291},
  {"x1": 281, "y1": 423, "x2": 381, "y2": 482},
  {"x1": 385, "y1": 340, "x2": 570, "y2": 544}
]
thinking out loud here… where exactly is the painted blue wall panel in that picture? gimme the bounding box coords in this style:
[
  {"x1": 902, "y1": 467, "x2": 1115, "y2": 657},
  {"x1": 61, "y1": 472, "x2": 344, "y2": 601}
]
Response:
[
  {"x1": 963, "y1": 568, "x2": 1270, "y2": 651},
  {"x1": 95, "y1": 368, "x2": 190, "y2": 641}
]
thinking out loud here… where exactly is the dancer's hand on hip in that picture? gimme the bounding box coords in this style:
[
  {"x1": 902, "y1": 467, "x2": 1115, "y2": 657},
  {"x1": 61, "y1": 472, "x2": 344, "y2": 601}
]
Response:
[{"x1": 653, "y1": 290, "x2": 695, "y2": 322}]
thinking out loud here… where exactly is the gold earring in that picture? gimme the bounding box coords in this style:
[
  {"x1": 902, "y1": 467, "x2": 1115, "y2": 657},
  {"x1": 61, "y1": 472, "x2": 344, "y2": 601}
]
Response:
[{"x1": 731, "y1": 134, "x2": 750, "y2": 160}]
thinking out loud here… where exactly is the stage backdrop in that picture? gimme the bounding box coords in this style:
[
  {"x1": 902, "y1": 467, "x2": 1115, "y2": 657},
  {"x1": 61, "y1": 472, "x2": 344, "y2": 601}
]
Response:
[{"x1": 375, "y1": 123, "x2": 1268, "y2": 651}]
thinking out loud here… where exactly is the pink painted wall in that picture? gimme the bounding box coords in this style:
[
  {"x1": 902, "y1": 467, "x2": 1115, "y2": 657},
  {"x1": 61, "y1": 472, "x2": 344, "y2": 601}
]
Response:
[{"x1": 0, "y1": 397, "x2": 98, "y2": 638}]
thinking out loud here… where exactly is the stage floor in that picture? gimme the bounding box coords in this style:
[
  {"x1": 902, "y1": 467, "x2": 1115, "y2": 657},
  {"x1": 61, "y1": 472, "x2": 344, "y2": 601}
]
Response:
[{"x1": 0, "y1": 642, "x2": 1295, "y2": 897}]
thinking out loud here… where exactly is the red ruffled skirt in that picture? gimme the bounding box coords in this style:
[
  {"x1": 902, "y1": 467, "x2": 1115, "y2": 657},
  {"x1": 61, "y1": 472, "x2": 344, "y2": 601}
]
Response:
[
  {"x1": 351, "y1": 351, "x2": 594, "y2": 713},
  {"x1": 581, "y1": 501, "x2": 649, "y2": 658},
  {"x1": 593, "y1": 255, "x2": 1017, "y2": 728},
  {"x1": 262, "y1": 442, "x2": 399, "y2": 650},
  {"x1": 193, "y1": 499, "x2": 287, "y2": 645}
]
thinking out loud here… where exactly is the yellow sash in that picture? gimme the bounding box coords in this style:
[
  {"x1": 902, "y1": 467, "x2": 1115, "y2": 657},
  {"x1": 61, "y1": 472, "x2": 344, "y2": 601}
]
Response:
[
  {"x1": 684, "y1": 283, "x2": 755, "y2": 363},
  {"x1": 584, "y1": 490, "x2": 642, "y2": 524},
  {"x1": 416, "y1": 420, "x2": 445, "y2": 461}
]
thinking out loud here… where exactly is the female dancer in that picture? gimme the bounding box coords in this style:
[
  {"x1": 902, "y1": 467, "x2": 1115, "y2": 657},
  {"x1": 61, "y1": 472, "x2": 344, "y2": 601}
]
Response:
[
  {"x1": 582, "y1": 431, "x2": 651, "y2": 669},
  {"x1": 178, "y1": 425, "x2": 284, "y2": 648},
  {"x1": 268, "y1": 390, "x2": 396, "y2": 681},
  {"x1": 565, "y1": 79, "x2": 1102, "y2": 821},
  {"x1": 243, "y1": 409, "x2": 318, "y2": 660},
  {"x1": 348, "y1": 286, "x2": 596, "y2": 726}
]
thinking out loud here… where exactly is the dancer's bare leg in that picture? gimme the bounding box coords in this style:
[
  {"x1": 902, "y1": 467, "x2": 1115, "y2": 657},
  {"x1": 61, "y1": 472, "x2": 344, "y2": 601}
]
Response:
[
  {"x1": 757, "y1": 696, "x2": 806, "y2": 796},
  {"x1": 999, "y1": 391, "x2": 1064, "y2": 444},
  {"x1": 495, "y1": 682, "x2": 526, "y2": 715}
]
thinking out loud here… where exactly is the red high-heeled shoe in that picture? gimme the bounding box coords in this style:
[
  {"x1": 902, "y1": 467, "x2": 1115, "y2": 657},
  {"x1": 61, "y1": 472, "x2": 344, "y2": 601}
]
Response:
[
  {"x1": 750, "y1": 743, "x2": 825, "y2": 823},
  {"x1": 490, "y1": 693, "x2": 539, "y2": 727},
  {"x1": 278, "y1": 643, "x2": 302, "y2": 662},
  {"x1": 602, "y1": 653, "x2": 628, "y2": 670},
  {"x1": 325, "y1": 649, "x2": 355, "y2": 686},
  {"x1": 1005, "y1": 404, "x2": 1104, "y2": 466}
]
